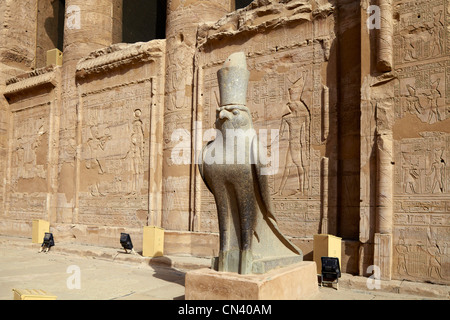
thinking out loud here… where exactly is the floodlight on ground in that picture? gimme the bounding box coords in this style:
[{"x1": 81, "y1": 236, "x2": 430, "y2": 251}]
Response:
[
  {"x1": 120, "y1": 233, "x2": 137, "y2": 254},
  {"x1": 320, "y1": 257, "x2": 341, "y2": 290},
  {"x1": 39, "y1": 232, "x2": 54, "y2": 253}
]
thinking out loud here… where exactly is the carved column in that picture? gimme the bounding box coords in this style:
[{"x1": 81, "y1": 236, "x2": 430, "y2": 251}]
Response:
[
  {"x1": 376, "y1": 134, "x2": 393, "y2": 235},
  {"x1": 377, "y1": 0, "x2": 393, "y2": 72},
  {"x1": 374, "y1": 133, "x2": 394, "y2": 280},
  {"x1": 162, "y1": 0, "x2": 232, "y2": 231},
  {"x1": 57, "y1": 0, "x2": 122, "y2": 223},
  {"x1": 320, "y1": 157, "x2": 329, "y2": 234}
]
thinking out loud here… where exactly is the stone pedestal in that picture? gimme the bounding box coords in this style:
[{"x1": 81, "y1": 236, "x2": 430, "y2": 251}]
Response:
[{"x1": 185, "y1": 261, "x2": 318, "y2": 300}]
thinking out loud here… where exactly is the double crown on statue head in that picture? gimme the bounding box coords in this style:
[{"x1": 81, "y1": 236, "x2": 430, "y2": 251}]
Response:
[{"x1": 217, "y1": 52, "x2": 250, "y2": 109}]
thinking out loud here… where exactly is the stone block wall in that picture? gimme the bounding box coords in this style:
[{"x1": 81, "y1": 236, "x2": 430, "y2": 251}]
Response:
[{"x1": 0, "y1": 0, "x2": 448, "y2": 285}]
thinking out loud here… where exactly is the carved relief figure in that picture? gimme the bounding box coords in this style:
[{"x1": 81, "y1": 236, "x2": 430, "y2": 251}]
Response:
[
  {"x1": 278, "y1": 71, "x2": 311, "y2": 196},
  {"x1": 86, "y1": 125, "x2": 112, "y2": 174},
  {"x1": 395, "y1": 232, "x2": 409, "y2": 275},
  {"x1": 395, "y1": 3, "x2": 446, "y2": 65},
  {"x1": 425, "y1": 245, "x2": 443, "y2": 279},
  {"x1": 402, "y1": 152, "x2": 420, "y2": 194},
  {"x1": 428, "y1": 147, "x2": 445, "y2": 193},
  {"x1": 124, "y1": 109, "x2": 145, "y2": 195},
  {"x1": 11, "y1": 121, "x2": 47, "y2": 182},
  {"x1": 405, "y1": 84, "x2": 423, "y2": 115},
  {"x1": 430, "y1": 10, "x2": 444, "y2": 57},
  {"x1": 424, "y1": 78, "x2": 442, "y2": 123},
  {"x1": 167, "y1": 47, "x2": 192, "y2": 111},
  {"x1": 400, "y1": 76, "x2": 444, "y2": 124},
  {"x1": 424, "y1": 228, "x2": 444, "y2": 279},
  {"x1": 13, "y1": 138, "x2": 25, "y2": 178},
  {"x1": 395, "y1": 133, "x2": 448, "y2": 195},
  {"x1": 131, "y1": 109, "x2": 145, "y2": 145}
]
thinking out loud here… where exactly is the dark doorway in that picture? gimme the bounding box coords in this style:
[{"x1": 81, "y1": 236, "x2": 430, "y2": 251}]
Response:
[
  {"x1": 235, "y1": 0, "x2": 253, "y2": 10},
  {"x1": 122, "y1": 0, "x2": 167, "y2": 43},
  {"x1": 56, "y1": 0, "x2": 65, "y2": 51},
  {"x1": 35, "y1": 0, "x2": 65, "y2": 68}
]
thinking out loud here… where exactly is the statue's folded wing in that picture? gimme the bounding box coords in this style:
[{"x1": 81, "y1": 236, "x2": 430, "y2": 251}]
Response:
[
  {"x1": 251, "y1": 136, "x2": 302, "y2": 255},
  {"x1": 198, "y1": 141, "x2": 213, "y2": 194}
]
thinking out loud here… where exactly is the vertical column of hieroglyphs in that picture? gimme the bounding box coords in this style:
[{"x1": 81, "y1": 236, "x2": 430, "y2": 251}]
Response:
[
  {"x1": 392, "y1": 0, "x2": 449, "y2": 284},
  {"x1": 162, "y1": 0, "x2": 232, "y2": 231},
  {"x1": 57, "y1": 0, "x2": 122, "y2": 224},
  {"x1": 194, "y1": 1, "x2": 338, "y2": 245}
]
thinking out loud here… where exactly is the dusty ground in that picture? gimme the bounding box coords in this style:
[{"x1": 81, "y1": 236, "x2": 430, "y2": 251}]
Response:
[{"x1": 0, "y1": 236, "x2": 447, "y2": 302}]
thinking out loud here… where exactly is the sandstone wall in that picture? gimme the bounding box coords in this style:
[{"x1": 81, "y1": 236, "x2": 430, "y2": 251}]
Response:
[
  {"x1": 360, "y1": 0, "x2": 450, "y2": 284},
  {"x1": 0, "y1": 0, "x2": 448, "y2": 284},
  {"x1": 74, "y1": 41, "x2": 166, "y2": 229},
  {"x1": 391, "y1": 0, "x2": 449, "y2": 285},
  {"x1": 1, "y1": 66, "x2": 61, "y2": 237},
  {"x1": 161, "y1": 0, "x2": 233, "y2": 231},
  {"x1": 193, "y1": 0, "x2": 338, "y2": 241}
]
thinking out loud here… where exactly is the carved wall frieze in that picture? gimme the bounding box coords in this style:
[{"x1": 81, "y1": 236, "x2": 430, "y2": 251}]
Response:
[
  {"x1": 4, "y1": 66, "x2": 58, "y2": 97},
  {"x1": 196, "y1": 0, "x2": 333, "y2": 51},
  {"x1": 76, "y1": 40, "x2": 166, "y2": 78}
]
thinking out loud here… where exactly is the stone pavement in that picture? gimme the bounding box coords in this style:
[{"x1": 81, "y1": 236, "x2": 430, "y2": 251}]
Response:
[{"x1": 0, "y1": 236, "x2": 448, "y2": 300}]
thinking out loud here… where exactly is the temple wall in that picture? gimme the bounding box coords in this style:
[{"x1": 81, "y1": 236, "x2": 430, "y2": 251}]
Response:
[
  {"x1": 0, "y1": 0, "x2": 448, "y2": 284},
  {"x1": 73, "y1": 41, "x2": 166, "y2": 230},
  {"x1": 390, "y1": 0, "x2": 449, "y2": 285},
  {"x1": 360, "y1": 0, "x2": 450, "y2": 284},
  {"x1": 161, "y1": 0, "x2": 233, "y2": 231},
  {"x1": 192, "y1": 0, "x2": 339, "y2": 256},
  {"x1": 0, "y1": 66, "x2": 61, "y2": 237}
]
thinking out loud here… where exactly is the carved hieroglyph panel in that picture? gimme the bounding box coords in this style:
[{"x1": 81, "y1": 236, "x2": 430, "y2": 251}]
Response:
[
  {"x1": 395, "y1": 61, "x2": 449, "y2": 124},
  {"x1": 393, "y1": 132, "x2": 450, "y2": 283},
  {"x1": 198, "y1": 41, "x2": 327, "y2": 237},
  {"x1": 392, "y1": 0, "x2": 450, "y2": 284},
  {"x1": 78, "y1": 80, "x2": 152, "y2": 227},
  {"x1": 7, "y1": 104, "x2": 50, "y2": 220},
  {"x1": 393, "y1": 0, "x2": 449, "y2": 124},
  {"x1": 393, "y1": 0, "x2": 448, "y2": 66}
]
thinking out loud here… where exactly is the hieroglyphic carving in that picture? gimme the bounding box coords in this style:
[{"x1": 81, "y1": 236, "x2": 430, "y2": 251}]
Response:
[
  {"x1": 197, "y1": 30, "x2": 330, "y2": 238},
  {"x1": 393, "y1": 132, "x2": 450, "y2": 283},
  {"x1": 393, "y1": 226, "x2": 450, "y2": 282},
  {"x1": 278, "y1": 71, "x2": 311, "y2": 197},
  {"x1": 78, "y1": 81, "x2": 152, "y2": 227},
  {"x1": 7, "y1": 104, "x2": 50, "y2": 220},
  {"x1": 393, "y1": 0, "x2": 447, "y2": 65},
  {"x1": 393, "y1": 0, "x2": 449, "y2": 124},
  {"x1": 394, "y1": 132, "x2": 448, "y2": 195},
  {"x1": 395, "y1": 63, "x2": 447, "y2": 124},
  {"x1": 392, "y1": 1, "x2": 449, "y2": 282}
]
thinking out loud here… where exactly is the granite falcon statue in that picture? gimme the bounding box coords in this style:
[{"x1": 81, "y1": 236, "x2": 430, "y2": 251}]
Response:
[{"x1": 198, "y1": 52, "x2": 302, "y2": 274}]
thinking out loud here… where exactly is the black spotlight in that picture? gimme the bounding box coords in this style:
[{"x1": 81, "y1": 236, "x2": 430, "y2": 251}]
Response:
[
  {"x1": 120, "y1": 233, "x2": 137, "y2": 254},
  {"x1": 320, "y1": 257, "x2": 341, "y2": 289},
  {"x1": 39, "y1": 232, "x2": 55, "y2": 253}
]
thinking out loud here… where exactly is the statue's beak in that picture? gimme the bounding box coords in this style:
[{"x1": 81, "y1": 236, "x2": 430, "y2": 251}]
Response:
[{"x1": 219, "y1": 109, "x2": 231, "y2": 121}]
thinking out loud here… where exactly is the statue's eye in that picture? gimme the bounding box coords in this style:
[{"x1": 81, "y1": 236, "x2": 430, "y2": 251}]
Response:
[{"x1": 232, "y1": 110, "x2": 239, "y2": 115}]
